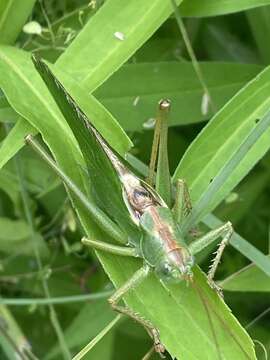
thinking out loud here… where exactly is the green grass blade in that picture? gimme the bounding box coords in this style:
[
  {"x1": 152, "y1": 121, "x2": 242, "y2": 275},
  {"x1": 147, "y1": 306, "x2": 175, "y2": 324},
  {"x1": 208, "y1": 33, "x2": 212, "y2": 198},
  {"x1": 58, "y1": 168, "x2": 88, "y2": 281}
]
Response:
[
  {"x1": 171, "y1": 0, "x2": 216, "y2": 115},
  {"x1": 0, "y1": 118, "x2": 36, "y2": 170},
  {"x1": 0, "y1": 305, "x2": 36, "y2": 360},
  {"x1": 246, "y1": 5, "x2": 270, "y2": 64},
  {"x1": 182, "y1": 107, "x2": 270, "y2": 230},
  {"x1": 174, "y1": 65, "x2": 270, "y2": 224},
  {"x1": 0, "y1": 46, "x2": 103, "y2": 240},
  {"x1": 179, "y1": 0, "x2": 270, "y2": 17},
  {"x1": 0, "y1": 0, "x2": 36, "y2": 45},
  {"x1": 220, "y1": 258, "x2": 270, "y2": 292},
  {"x1": 46, "y1": 301, "x2": 115, "y2": 360},
  {"x1": 0, "y1": 93, "x2": 18, "y2": 123},
  {"x1": 14, "y1": 153, "x2": 71, "y2": 360},
  {"x1": 0, "y1": 46, "x2": 132, "y2": 240},
  {"x1": 72, "y1": 315, "x2": 121, "y2": 360},
  {"x1": 0, "y1": 291, "x2": 112, "y2": 306}
]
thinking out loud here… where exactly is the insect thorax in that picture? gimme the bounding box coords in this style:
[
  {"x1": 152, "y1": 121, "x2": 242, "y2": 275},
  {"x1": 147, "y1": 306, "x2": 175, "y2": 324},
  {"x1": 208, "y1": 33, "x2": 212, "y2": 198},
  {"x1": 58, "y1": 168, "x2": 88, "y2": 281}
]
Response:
[{"x1": 140, "y1": 206, "x2": 194, "y2": 281}]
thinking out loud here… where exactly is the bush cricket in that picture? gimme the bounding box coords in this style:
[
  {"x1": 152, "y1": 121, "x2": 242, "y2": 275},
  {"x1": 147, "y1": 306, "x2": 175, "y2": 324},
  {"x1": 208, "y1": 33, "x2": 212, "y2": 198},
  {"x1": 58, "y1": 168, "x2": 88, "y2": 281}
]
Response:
[{"x1": 24, "y1": 56, "x2": 253, "y2": 359}]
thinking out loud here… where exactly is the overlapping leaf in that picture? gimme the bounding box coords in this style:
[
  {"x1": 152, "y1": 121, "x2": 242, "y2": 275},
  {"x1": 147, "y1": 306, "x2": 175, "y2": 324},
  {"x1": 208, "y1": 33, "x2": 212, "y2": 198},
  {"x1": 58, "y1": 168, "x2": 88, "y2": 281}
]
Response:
[
  {"x1": 221, "y1": 260, "x2": 270, "y2": 292},
  {"x1": 180, "y1": 0, "x2": 270, "y2": 17},
  {"x1": 174, "y1": 65, "x2": 270, "y2": 226},
  {"x1": 0, "y1": 0, "x2": 36, "y2": 45}
]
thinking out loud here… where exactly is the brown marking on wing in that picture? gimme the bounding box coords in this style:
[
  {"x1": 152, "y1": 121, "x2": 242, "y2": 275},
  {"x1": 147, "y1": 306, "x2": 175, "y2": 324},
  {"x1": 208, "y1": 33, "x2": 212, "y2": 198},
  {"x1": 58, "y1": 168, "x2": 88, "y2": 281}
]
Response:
[
  {"x1": 148, "y1": 206, "x2": 186, "y2": 268},
  {"x1": 148, "y1": 206, "x2": 182, "y2": 252}
]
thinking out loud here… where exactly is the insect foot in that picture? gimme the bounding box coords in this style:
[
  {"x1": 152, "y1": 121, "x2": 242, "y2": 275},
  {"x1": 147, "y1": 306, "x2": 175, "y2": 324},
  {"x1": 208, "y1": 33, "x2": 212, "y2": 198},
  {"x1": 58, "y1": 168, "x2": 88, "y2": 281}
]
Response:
[
  {"x1": 207, "y1": 279, "x2": 224, "y2": 299},
  {"x1": 147, "y1": 326, "x2": 165, "y2": 356}
]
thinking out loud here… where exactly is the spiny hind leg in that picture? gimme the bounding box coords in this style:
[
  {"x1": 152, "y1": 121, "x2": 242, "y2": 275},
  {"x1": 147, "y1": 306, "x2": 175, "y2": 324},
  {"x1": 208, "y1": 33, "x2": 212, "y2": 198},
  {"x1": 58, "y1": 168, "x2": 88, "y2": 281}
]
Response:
[
  {"x1": 108, "y1": 265, "x2": 165, "y2": 355},
  {"x1": 189, "y1": 222, "x2": 233, "y2": 294},
  {"x1": 207, "y1": 223, "x2": 233, "y2": 282}
]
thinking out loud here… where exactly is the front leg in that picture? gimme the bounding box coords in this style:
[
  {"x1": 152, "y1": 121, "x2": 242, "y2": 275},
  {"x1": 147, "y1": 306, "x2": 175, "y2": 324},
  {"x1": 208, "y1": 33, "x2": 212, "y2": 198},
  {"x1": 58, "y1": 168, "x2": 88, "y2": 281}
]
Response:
[
  {"x1": 189, "y1": 222, "x2": 233, "y2": 290},
  {"x1": 82, "y1": 237, "x2": 138, "y2": 257},
  {"x1": 108, "y1": 265, "x2": 165, "y2": 355},
  {"x1": 82, "y1": 238, "x2": 164, "y2": 355}
]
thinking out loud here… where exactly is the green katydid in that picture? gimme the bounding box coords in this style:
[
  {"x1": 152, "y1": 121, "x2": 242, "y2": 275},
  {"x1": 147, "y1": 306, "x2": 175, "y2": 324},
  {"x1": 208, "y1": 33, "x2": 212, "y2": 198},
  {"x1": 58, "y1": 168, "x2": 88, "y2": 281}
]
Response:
[{"x1": 25, "y1": 56, "x2": 249, "y2": 359}]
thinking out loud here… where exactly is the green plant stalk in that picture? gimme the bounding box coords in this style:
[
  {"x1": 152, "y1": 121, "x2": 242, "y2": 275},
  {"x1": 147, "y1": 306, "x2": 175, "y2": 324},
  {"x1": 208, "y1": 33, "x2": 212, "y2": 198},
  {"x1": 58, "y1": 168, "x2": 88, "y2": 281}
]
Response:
[
  {"x1": 72, "y1": 315, "x2": 121, "y2": 360},
  {"x1": 0, "y1": 305, "x2": 30, "y2": 360},
  {"x1": 171, "y1": 0, "x2": 216, "y2": 113},
  {"x1": 0, "y1": 291, "x2": 113, "y2": 306}
]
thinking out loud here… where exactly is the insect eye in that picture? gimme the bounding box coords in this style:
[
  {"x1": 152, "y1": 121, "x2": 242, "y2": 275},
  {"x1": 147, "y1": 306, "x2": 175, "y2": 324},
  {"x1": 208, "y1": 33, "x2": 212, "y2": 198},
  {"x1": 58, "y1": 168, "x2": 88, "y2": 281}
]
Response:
[
  {"x1": 133, "y1": 188, "x2": 150, "y2": 203},
  {"x1": 129, "y1": 186, "x2": 153, "y2": 212},
  {"x1": 157, "y1": 261, "x2": 171, "y2": 276},
  {"x1": 163, "y1": 263, "x2": 172, "y2": 275},
  {"x1": 155, "y1": 261, "x2": 180, "y2": 283},
  {"x1": 134, "y1": 188, "x2": 150, "y2": 199}
]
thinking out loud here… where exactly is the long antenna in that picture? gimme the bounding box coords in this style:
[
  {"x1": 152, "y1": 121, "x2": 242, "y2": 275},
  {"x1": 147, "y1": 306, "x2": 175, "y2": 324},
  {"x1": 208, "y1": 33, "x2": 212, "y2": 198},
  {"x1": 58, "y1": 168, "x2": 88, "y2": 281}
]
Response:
[{"x1": 25, "y1": 134, "x2": 126, "y2": 244}]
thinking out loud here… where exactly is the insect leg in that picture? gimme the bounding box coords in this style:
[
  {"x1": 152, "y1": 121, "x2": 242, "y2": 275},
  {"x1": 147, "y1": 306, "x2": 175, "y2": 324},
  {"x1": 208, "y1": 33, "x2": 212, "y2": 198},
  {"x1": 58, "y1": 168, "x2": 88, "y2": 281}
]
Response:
[
  {"x1": 146, "y1": 105, "x2": 162, "y2": 187},
  {"x1": 25, "y1": 134, "x2": 126, "y2": 244},
  {"x1": 108, "y1": 265, "x2": 165, "y2": 355},
  {"x1": 81, "y1": 237, "x2": 138, "y2": 257},
  {"x1": 155, "y1": 100, "x2": 172, "y2": 206},
  {"x1": 146, "y1": 100, "x2": 172, "y2": 206},
  {"x1": 189, "y1": 222, "x2": 233, "y2": 290},
  {"x1": 207, "y1": 222, "x2": 233, "y2": 281},
  {"x1": 172, "y1": 178, "x2": 192, "y2": 226}
]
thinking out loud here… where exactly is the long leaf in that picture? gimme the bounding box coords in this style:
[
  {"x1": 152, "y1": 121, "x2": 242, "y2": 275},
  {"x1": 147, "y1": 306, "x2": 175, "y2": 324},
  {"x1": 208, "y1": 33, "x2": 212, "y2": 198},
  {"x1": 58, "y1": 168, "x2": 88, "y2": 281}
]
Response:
[
  {"x1": 179, "y1": 0, "x2": 270, "y2": 17},
  {"x1": 0, "y1": 305, "x2": 34, "y2": 359},
  {"x1": 246, "y1": 5, "x2": 270, "y2": 64},
  {"x1": 0, "y1": 0, "x2": 36, "y2": 45},
  {"x1": 0, "y1": 0, "x2": 184, "y2": 165},
  {"x1": 0, "y1": 92, "x2": 18, "y2": 122},
  {"x1": 220, "y1": 259, "x2": 270, "y2": 292},
  {"x1": 0, "y1": 46, "x2": 112, "y2": 241},
  {"x1": 183, "y1": 107, "x2": 270, "y2": 230},
  {"x1": 0, "y1": 118, "x2": 35, "y2": 169},
  {"x1": 174, "y1": 65, "x2": 270, "y2": 224}
]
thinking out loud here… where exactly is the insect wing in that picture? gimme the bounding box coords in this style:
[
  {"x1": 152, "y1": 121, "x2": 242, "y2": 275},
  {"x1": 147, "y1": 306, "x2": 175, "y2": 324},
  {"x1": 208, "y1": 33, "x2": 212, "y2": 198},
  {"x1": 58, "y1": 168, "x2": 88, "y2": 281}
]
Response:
[{"x1": 32, "y1": 57, "x2": 140, "y2": 243}]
